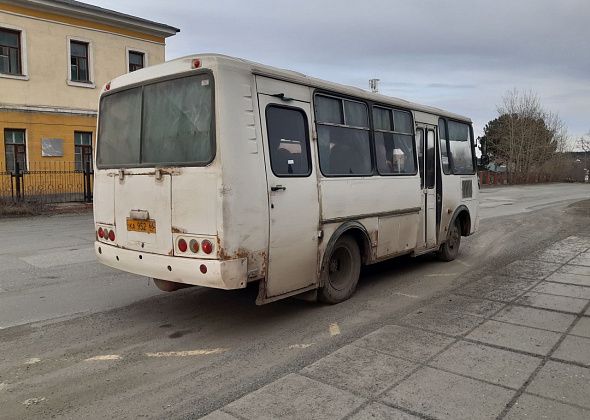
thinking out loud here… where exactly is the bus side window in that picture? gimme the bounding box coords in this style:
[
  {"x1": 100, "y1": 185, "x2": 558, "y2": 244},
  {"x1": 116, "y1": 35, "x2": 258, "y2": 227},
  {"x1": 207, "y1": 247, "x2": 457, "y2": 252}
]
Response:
[
  {"x1": 416, "y1": 128, "x2": 424, "y2": 187},
  {"x1": 265, "y1": 106, "x2": 311, "y2": 177},
  {"x1": 373, "y1": 107, "x2": 416, "y2": 175},
  {"x1": 439, "y1": 118, "x2": 451, "y2": 174},
  {"x1": 314, "y1": 95, "x2": 372, "y2": 176}
]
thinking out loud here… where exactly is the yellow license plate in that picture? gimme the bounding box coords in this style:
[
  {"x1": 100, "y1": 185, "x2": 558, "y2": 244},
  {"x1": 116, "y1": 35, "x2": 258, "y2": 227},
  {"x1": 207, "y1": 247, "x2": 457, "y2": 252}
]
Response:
[{"x1": 126, "y1": 218, "x2": 157, "y2": 234}]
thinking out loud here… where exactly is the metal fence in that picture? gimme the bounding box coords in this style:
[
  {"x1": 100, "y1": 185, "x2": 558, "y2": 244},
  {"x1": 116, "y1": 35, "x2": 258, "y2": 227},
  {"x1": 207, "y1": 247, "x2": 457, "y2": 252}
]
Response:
[{"x1": 0, "y1": 161, "x2": 93, "y2": 204}]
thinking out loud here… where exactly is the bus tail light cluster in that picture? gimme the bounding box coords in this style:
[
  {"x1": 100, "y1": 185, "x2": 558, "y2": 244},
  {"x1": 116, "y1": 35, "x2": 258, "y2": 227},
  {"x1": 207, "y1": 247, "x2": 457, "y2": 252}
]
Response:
[
  {"x1": 176, "y1": 236, "x2": 215, "y2": 257},
  {"x1": 97, "y1": 226, "x2": 116, "y2": 242}
]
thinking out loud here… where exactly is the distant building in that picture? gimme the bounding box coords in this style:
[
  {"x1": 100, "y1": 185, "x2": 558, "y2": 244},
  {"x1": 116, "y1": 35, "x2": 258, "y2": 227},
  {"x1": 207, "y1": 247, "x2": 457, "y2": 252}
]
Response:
[{"x1": 0, "y1": 0, "x2": 178, "y2": 174}]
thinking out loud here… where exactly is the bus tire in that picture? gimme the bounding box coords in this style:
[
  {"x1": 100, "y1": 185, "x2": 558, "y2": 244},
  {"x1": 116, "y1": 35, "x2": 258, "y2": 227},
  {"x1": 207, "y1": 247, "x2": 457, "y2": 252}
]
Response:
[
  {"x1": 438, "y1": 220, "x2": 461, "y2": 262},
  {"x1": 319, "y1": 235, "x2": 361, "y2": 304}
]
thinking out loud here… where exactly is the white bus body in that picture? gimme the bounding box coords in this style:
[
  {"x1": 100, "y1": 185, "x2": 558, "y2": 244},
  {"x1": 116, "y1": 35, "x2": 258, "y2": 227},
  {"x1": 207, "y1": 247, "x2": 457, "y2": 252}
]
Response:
[{"x1": 94, "y1": 54, "x2": 479, "y2": 304}]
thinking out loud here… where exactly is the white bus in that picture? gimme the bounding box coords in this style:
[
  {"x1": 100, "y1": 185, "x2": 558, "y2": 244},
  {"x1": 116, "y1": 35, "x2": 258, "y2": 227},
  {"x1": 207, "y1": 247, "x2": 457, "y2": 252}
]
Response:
[{"x1": 94, "y1": 54, "x2": 479, "y2": 305}]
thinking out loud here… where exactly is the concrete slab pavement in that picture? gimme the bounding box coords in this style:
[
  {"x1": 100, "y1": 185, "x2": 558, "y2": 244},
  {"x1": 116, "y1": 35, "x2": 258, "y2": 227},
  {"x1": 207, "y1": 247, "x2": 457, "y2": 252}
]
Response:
[{"x1": 206, "y1": 235, "x2": 590, "y2": 419}]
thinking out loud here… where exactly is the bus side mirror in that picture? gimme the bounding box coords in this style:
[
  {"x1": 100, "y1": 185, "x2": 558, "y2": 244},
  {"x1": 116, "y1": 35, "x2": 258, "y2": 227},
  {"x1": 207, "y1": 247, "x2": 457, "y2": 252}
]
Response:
[{"x1": 479, "y1": 155, "x2": 490, "y2": 167}]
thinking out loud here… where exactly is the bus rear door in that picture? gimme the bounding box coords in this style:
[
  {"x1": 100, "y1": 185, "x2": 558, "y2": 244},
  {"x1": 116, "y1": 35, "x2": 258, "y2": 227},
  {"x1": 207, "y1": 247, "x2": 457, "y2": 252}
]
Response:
[{"x1": 257, "y1": 93, "x2": 320, "y2": 300}]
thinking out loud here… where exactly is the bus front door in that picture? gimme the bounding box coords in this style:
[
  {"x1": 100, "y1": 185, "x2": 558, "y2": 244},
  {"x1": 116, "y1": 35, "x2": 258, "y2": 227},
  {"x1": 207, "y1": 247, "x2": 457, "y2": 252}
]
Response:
[
  {"x1": 417, "y1": 126, "x2": 438, "y2": 249},
  {"x1": 425, "y1": 128, "x2": 438, "y2": 247},
  {"x1": 258, "y1": 94, "x2": 320, "y2": 300}
]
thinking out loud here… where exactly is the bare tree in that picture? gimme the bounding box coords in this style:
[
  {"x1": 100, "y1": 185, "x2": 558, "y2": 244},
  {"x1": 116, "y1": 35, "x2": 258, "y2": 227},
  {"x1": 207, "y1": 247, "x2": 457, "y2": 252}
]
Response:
[{"x1": 481, "y1": 89, "x2": 569, "y2": 182}]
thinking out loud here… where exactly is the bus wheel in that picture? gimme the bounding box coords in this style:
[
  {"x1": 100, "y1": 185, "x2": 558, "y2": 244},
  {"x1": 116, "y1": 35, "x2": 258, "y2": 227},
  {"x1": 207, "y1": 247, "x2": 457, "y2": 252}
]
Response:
[
  {"x1": 438, "y1": 220, "x2": 461, "y2": 262},
  {"x1": 319, "y1": 235, "x2": 361, "y2": 304},
  {"x1": 153, "y1": 278, "x2": 192, "y2": 292}
]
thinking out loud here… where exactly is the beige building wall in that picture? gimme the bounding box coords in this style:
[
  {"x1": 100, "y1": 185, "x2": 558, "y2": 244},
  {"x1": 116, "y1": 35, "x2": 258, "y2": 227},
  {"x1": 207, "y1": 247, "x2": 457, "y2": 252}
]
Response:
[{"x1": 0, "y1": 7, "x2": 166, "y2": 112}]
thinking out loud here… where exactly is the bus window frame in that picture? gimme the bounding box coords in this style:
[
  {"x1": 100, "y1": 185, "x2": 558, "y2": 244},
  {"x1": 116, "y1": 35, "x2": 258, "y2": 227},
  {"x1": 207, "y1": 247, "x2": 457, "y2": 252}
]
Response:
[
  {"x1": 372, "y1": 105, "x2": 418, "y2": 177},
  {"x1": 96, "y1": 69, "x2": 216, "y2": 170},
  {"x1": 313, "y1": 91, "x2": 373, "y2": 178},
  {"x1": 313, "y1": 90, "x2": 419, "y2": 179},
  {"x1": 264, "y1": 103, "x2": 313, "y2": 178},
  {"x1": 439, "y1": 117, "x2": 477, "y2": 176}
]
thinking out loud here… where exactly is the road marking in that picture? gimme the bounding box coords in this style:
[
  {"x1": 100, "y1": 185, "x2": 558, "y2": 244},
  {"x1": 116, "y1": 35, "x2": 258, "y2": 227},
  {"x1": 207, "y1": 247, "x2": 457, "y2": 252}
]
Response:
[
  {"x1": 289, "y1": 343, "x2": 314, "y2": 349},
  {"x1": 425, "y1": 273, "x2": 459, "y2": 277},
  {"x1": 20, "y1": 247, "x2": 95, "y2": 268},
  {"x1": 329, "y1": 323, "x2": 341, "y2": 336},
  {"x1": 23, "y1": 397, "x2": 46, "y2": 406},
  {"x1": 455, "y1": 259, "x2": 472, "y2": 267},
  {"x1": 85, "y1": 355, "x2": 122, "y2": 362},
  {"x1": 393, "y1": 292, "x2": 420, "y2": 299},
  {"x1": 145, "y1": 349, "x2": 227, "y2": 358},
  {"x1": 24, "y1": 358, "x2": 41, "y2": 365}
]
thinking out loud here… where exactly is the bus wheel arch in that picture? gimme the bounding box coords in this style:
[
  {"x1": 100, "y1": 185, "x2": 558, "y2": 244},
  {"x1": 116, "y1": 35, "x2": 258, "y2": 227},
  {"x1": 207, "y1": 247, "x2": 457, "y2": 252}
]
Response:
[
  {"x1": 322, "y1": 222, "x2": 372, "y2": 268},
  {"x1": 318, "y1": 222, "x2": 370, "y2": 304},
  {"x1": 452, "y1": 206, "x2": 472, "y2": 237},
  {"x1": 439, "y1": 206, "x2": 470, "y2": 262}
]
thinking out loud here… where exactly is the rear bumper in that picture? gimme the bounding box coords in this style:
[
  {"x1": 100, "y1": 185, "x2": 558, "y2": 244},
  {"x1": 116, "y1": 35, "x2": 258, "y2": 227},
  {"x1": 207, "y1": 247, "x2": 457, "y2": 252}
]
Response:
[{"x1": 95, "y1": 242, "x2": 247, "y2": 290}]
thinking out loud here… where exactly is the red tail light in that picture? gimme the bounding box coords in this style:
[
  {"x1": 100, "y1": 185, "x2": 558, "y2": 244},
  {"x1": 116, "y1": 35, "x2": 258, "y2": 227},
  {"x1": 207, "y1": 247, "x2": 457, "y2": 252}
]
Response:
[
  {"x1": 189, "y1": 239, "x2": 199, "y2": 253},
  {"x1": 98, "y1": 227, "x2": 104, "y2": 238},
  {"x1": 108, "y1": 230, "x2": 115, "y2": 242},
  {"x1": 178, "y1": 238, "x2": 188, "y2": 253},
  {"x1": 201, "y1": 240, "x2": 213, "y2": 254},
  {"x1": 200, "y1": 264, "x2": 207, "y2": 274}
]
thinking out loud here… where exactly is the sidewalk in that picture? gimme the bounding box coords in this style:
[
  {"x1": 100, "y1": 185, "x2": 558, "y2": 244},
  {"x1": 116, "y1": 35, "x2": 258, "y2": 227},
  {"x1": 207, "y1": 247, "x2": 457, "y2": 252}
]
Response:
[{"x1": 204, "y1": 236, "x2": 590, "y2": 420}]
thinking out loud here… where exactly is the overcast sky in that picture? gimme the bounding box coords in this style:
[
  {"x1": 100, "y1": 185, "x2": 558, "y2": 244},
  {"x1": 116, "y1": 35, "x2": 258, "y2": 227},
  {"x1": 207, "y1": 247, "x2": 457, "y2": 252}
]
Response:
[{"x1": 93, "y1": 0, "x2": 589, "y2": 143}]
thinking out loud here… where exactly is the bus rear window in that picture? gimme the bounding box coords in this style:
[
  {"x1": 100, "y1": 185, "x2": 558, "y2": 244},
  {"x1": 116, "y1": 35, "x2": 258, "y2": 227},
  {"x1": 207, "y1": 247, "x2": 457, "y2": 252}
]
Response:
[
  {"x1": 97, "y1": 87, "x2": 142, "y2": 166},
  {"x1": 97, "y1": 73, "x2": 214, "y2": 168}
]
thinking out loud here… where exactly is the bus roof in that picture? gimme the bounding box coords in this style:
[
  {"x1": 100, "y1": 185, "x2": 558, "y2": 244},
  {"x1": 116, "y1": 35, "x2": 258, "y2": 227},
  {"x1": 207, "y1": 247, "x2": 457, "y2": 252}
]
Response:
[{"x1": 109, "y1": 53, "x2": 472, "y2": 123}]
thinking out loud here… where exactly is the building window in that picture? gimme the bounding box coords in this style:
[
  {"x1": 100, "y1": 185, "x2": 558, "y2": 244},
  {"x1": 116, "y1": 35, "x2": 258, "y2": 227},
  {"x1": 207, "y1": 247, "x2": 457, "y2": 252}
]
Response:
[
  {"x1": 70, "y1": 40, "x2": 90, "y2": 82},
  {"x1": 0, "y1": 28, "x2": 22, "y2": 75},
  {"x1": 74, "y1": 131, "x2": 93, "y2": 171},
  {"x1": 4, "y1": 129, "x2": 26, "y2": 172},
  {"x1": 128, "y1": 51, "x2": 144, "y2": 72}
]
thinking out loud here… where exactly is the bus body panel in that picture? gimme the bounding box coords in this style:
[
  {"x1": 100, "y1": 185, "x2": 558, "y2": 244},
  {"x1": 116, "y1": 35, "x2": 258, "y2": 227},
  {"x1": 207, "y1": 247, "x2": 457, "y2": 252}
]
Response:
[
  {"x1": 215, "y1": 66, "x2": 269, "y2": 280},
  {"x1": 114, "y1": 172, "x2": 173, "y2": 255}
]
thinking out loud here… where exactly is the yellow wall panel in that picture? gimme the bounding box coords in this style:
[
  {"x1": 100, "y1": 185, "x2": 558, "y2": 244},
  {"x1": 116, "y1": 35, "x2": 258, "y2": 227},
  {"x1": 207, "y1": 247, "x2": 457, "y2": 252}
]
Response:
[{"x1": 0, "y1": 111, "x2": 96, "y2": 169}]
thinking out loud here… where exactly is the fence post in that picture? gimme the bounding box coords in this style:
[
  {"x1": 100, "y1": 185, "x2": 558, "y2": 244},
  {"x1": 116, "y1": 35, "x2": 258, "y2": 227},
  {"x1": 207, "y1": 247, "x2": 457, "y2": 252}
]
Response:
[
  {"x1": 84, "y1": 161, "x2": 93, "y2": 203},
  {"x1": 14, "y1": 162, "x2": 22, "y2": 201}
]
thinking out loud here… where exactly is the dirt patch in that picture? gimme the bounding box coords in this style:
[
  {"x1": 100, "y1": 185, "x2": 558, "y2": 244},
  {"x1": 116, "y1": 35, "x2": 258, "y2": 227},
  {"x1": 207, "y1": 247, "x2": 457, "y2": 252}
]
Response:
[
  {"x1": 0, "y1": 201, "x2": 45, "y2": 218},
  {"x1": 0, "y1": 201, "x2": 92, "y2": 218},
  {"x1": 565, "y1": 199, "x2": 590, "y2": 217}
]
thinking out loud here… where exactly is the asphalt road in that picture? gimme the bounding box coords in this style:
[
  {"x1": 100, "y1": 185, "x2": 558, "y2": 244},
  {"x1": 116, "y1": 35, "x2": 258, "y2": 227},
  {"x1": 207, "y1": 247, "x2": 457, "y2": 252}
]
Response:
[{"x1": 0, "y1": 183, "x2": 589, "y2": 419}]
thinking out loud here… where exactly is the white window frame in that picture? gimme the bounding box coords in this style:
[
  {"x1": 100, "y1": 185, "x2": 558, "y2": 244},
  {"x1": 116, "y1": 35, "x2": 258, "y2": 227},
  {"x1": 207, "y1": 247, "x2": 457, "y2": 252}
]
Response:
[
  {"x1": 66, "y1": 36, "x2": 95, "y2": 89},
  {"x1": 0, "y1": 22, "x2": 29, "y2": 81},
  {"x1": 125, "y1": 47, "x2": 148, "y2": 73}
]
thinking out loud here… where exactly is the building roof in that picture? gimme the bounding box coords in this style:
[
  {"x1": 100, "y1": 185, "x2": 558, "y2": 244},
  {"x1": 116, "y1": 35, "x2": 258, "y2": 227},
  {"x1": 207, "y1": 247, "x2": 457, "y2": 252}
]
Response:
[{"x1": 4, "y1": 0, "x2": 179, "y2": 38}]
